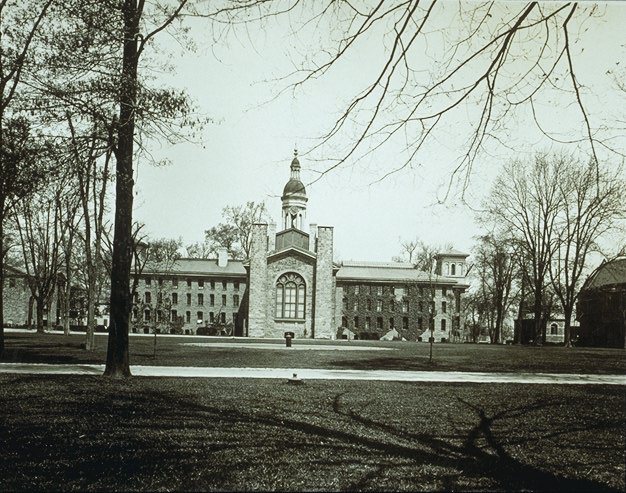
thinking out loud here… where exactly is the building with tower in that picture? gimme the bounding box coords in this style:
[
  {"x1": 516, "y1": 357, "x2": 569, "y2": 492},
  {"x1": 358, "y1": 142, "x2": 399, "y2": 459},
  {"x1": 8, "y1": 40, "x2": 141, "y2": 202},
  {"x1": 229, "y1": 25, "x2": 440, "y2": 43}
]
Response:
[{"x1": 136, "y1": 150, "x2": 470, "y2": 340}]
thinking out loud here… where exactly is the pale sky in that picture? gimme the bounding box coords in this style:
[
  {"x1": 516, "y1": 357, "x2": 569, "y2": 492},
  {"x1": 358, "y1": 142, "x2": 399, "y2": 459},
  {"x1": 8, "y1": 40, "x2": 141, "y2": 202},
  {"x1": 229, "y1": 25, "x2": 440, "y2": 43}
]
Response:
[{"x1": 132, "y1": 1, "x2": 626, "y2": 262}]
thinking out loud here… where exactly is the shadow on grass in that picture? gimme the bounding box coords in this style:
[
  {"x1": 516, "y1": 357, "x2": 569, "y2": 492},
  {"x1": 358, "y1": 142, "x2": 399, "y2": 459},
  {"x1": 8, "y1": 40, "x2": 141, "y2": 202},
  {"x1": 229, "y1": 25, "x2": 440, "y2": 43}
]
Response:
[{"x1": 0, "y1": 376, "x2": 623, "y2": 492}]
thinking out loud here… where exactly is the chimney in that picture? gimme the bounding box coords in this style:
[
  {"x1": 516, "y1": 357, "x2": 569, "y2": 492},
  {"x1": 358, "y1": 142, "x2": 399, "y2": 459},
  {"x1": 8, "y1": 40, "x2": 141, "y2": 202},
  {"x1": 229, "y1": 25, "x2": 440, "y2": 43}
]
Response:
[
  {"x1": 309, "y1": 223, "x2": 317, "y2": 252},
  {"x1": 217, "y1": 247, "x2": 228, "y2": 268},
  {"x1": 268, "y1": 222, "x2": 276, "y2": 252}
]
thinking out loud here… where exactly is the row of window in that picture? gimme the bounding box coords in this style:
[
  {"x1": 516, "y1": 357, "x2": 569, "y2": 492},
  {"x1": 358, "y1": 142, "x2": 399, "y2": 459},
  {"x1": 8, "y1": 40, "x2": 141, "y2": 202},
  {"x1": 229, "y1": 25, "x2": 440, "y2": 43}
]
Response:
[
  {"x1": 351, "y1": 285, "x2": 451, "y2": 296},
  {"x1": 343, "y1": 299, "x2": 448, "y2": 313},
  {"x1": 343, "y1": 316, "x2": 448, "y2": 332},
  {"x1": 135, "y1": 309, "x2": 238, "y2": 325},
  {"x1": 144, "y1": 277, "x2": 242, "y2": 291},
  {"x1": 139, "y1": 292, "x2": 240, "y2": 307}
]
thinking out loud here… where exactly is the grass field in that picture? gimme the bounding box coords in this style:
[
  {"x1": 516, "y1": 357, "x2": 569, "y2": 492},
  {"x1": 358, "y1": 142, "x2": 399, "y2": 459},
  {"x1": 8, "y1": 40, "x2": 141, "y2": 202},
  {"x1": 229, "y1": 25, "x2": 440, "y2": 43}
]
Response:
[
  {"x1": 2, "y1": 330, "x2": 626, "y2": 374},
  {"x1": 1, "y1": 331, "x2": 624, "y2": 492}
]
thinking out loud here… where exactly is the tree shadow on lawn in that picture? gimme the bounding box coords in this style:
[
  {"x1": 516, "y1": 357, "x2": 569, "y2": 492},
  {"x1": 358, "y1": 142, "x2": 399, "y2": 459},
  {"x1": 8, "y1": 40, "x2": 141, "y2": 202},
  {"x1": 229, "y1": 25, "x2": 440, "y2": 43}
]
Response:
[{"x1": 1, "y1": 377, "x2": 622, "y2": 492}]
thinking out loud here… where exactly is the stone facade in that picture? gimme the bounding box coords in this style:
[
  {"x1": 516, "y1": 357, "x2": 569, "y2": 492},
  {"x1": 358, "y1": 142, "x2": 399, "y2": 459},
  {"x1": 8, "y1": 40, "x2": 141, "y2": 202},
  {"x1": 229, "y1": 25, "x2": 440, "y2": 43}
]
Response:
[
  {"x1": 3, "y1": 268, "x2": 30, "y2": 326},
  {"x1": 135, "y1": 257, "x2": 247, "y2": 335}
]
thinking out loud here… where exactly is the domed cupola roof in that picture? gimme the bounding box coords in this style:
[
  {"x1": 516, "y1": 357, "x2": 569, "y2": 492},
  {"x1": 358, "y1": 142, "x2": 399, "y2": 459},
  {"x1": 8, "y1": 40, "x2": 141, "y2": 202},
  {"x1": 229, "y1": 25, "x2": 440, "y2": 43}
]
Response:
[{"x1": 282, "y1": 149, "x2": 307, "y2": 199}]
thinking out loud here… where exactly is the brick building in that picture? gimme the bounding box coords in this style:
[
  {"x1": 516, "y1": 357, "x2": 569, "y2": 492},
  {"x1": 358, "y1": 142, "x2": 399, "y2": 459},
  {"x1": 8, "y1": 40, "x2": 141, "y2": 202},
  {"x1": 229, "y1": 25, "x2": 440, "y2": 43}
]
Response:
[{"x1": 135, "y1": 150, "x2": 470, "y2": 340}]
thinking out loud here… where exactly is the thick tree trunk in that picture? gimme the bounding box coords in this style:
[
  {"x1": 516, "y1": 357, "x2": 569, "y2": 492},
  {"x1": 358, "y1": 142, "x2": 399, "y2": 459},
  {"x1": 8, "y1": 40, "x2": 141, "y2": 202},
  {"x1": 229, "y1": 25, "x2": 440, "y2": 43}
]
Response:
[
  {"x1": 563, "y1": 305, "x2": 573, "y2": 347},
  {"x1": 104, "y1": 0, "x2": 139, "y2": 378},
  {"x1": 36, "y1": 300, "x2": 44, "y2": 333}
]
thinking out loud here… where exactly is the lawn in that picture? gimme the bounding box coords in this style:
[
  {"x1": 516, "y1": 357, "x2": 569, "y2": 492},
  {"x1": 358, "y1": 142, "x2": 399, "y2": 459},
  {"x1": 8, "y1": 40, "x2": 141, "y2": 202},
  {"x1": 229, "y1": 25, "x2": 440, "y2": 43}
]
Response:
[
  {"x1": 1, "y1": 330, "x2": 625, "y2": 374},
  {"x1": 0, "y1": 375, "x2": 624, "y2": 492},
  {"x1": 1, "y1": 331, "x2": 624, "y2": 491}
]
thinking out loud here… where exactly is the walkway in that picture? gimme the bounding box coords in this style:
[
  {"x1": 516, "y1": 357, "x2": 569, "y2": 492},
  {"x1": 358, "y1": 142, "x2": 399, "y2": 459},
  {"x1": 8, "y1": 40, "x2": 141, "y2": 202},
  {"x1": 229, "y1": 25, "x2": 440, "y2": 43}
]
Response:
[{"x1": 0, "y1": 363, "x2": 624, "y2": 385}]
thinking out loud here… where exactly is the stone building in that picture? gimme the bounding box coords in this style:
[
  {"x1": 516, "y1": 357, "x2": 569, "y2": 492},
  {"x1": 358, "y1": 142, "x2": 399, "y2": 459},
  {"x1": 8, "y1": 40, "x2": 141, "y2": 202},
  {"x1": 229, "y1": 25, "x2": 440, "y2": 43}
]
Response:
[
  {"x1": 135, "y1": 252, "x2": 247, "y2": 335},
  {"x1": 134, "y1": 150, "x2": 470, "y2": 340},
  {"x1": 576, "y1": 257, "x2": 626, "y2": 348},
  {"x1": 3, "y1": 265, "x2": 31, "y2": 326}
]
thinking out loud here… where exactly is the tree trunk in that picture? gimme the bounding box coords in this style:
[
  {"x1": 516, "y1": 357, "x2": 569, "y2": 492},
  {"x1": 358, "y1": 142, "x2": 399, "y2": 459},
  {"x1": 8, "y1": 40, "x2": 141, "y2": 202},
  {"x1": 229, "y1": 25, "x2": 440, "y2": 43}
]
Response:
[
  {"x1": 563, "y1": 305, "x2": 572, "y2": 347},
  {"x1": 0, "y1": 213, "x2": 5, "y2": 354},
  {"x1": 104, "y1": 0, "x2": 139, "y2": 378},
  {"x1": 36, "y1": 299, "x2": 44, "y2": 333},
  {"x1": 86, "y1": 278, "x2": 96, "y2": 350}
]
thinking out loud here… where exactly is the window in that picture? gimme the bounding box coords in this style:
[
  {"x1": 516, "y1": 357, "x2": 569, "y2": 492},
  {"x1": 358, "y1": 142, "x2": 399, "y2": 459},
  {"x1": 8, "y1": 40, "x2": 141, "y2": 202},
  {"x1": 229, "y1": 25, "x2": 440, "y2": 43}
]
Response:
[
  {"x1": 376, "y1": 317, "x2": 383, "y2": 329},
  {"x1": 442, "y1": 287, "x2": 447, "y2": 296},
  {"x1": 442, "y1": 301, "x2": 447, "y2": 313},
  {"x1": 198, "y1": 293, "x2": 204, "y2": 305},
  {"x1": 222, "y1": 294, "x2": 227, "y2": 306},
  {"x1": 198, "y1": 280, "x2": 204, "y2": 289},
  {"x1": 402, "y1": 300, "x2": 409, "y2": 313},
  {"x1": 187, "y1": 278, "x2": 192, "y2": 288},
  {"x1": 550, "y1": 323, "x2": 558, "y2": 335},
  {"x1": 377, "y1": 286, "x2": 383, "y2": 296},
  {"x1": 145, "y1": 277, "x2": 152, "y2": 287},
  {"x1": 144, "y1": 309, "x2": 150, "y2": 321},
  {"x1": 8, "y1": 278, "x2": 16, "y2": 288},
  {"x1": 186, "y1": 311, "x2": 191, "y2": 323},
  {"x1": 451, "y1": 264, "x2": 456, "y2": 275},
  {"x1": 171, "y1": 293, "x2": 178, "y2": 305},
  {"x1": 222, "y1": 281, "x2": 227, "y2": 290},
  {"x1": 210, "y1": 280, "x2": 215, "y2": 289},
  {"x1": 365, "y1": 317, "x2": 370, "y2": 330},
  {"x1": 157, "y1": 292, "x2": 163, "y2": 304},
  {"x1": 403, "y1": 317, "x2": 409, "y2": 330},
  {"x1": 232, "y1": 313, "x2": 238, "y2": 323},
  {"x1": 234, "y1": 281, "x2": 240, "y2": 291},
  {"x1": 390, "y1": 286, "x2": 395, "y2": 295},
  {"x1": 145, "y1": 292, "x2": 151, "y2": 304},
  {"x1": 158, "y1": 278, "x2": 164, "y2": 287},
  {"x1": 389, "y1": 317, "x2": 394, "y2": 329},
  {"x1": 343, "y1": 297, "x2": 348, "y2": 310},
  {"x1": 197, "y1": 311, "x2": 203, "y2": 323},
  {"x1": 354, "y1": 316, "x2": 359, "y2": 328},
  {"x1": 186, "y1": 293, "x2": 191, "y2": 305},
  {"x1": 418, "y1": 317, "x2": 423, "y2": 330},
  {"x1": 210, "y1": 294, "x2": 215, "y2": 306},
  {"x1": 367, "y1": 299, "x2": 372, "y2": 311},
  {"x1": 172, "y1": 278, "x2": 178, "y2": 288},
  {"x1": 275, "y1": 272, "x2": 306, "y2": 319},
  {"x1": 376, "y1": 300, "x2": 383, "y2": 312},
  {"x1": 209, "y1": 312, "x2": 214, "y2": 322},
  {"x1": 157, "y1": 310, "x2": 163, "y2": 322},
  {"x1": 171, "y1": 309, "x2": 177, "y2": 321},
  {"x1": 441, "y1": 319, "x2": 447, "y2": 331},
  {"x1": 220, "y1": 312, "x2": 226, "y2": 324},
  {"x1": 233, "y1": 295, "x2": 240, "y2": 307}
]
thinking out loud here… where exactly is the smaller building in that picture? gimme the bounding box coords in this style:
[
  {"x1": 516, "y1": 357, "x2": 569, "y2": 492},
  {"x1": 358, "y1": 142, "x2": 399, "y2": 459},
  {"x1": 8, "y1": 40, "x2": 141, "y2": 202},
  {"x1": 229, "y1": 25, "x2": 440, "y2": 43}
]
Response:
[
  {"x1": 576, "y1": 257, "x2": 626, "y2": 348},
  {"x1": 134, "y1": 251, "x2": 247, "y2": 335}
]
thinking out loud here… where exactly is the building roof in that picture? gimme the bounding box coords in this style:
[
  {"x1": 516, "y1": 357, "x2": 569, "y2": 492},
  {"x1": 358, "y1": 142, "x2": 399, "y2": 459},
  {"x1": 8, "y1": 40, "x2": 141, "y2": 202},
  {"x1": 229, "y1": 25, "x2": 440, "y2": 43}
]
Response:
[
  {"x1": 337, "y1": 261, "x2": 465, "y2": 285},
  {"x1": 142, "y1": 258, "x2": 247, "y2": 277},
  {"x1": 437, "y1": 249, "x2": 470, "y2": 257},
  {"x1": 581, "y1": 257, "x2": 626, "y2": 291}
]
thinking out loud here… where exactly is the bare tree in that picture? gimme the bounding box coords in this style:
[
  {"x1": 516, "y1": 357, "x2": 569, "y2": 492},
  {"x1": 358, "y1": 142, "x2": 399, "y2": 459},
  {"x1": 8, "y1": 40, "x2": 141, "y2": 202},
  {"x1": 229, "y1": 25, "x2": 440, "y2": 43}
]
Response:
[
  {"x1": 472, "y1": 233, "x2": 517, "y2": 344},
  {"x1": 549, "y1": 159, "x2": 625, "y2": 346},
  {"x1": 203, "y1": 2, "x2": 619, "y2": 189},
  {"x1": 485, "y1": 154, "x2": 563, "y2": 344}
]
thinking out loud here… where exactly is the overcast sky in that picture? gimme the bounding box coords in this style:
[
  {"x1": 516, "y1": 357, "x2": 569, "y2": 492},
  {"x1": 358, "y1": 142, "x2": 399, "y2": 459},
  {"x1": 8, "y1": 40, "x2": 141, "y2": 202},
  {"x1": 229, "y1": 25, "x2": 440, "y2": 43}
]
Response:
[{"x1": 132, "y1": 1, "x2": 626, "y2": 262}]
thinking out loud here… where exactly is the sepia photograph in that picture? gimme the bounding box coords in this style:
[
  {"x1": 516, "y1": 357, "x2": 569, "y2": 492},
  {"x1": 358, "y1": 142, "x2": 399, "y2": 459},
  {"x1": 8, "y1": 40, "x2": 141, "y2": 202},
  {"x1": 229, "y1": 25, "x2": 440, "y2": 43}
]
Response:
[{"x1": 0, "y1": 0, "x2": 625, "y2": 491}]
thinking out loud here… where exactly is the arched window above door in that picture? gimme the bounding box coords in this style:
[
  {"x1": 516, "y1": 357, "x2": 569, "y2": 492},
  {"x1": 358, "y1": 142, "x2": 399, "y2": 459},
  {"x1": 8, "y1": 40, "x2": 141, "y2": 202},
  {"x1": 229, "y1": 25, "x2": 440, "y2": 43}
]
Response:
[{"x1": 275, "y1": 273, "x2": 306, "y2": 319}]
